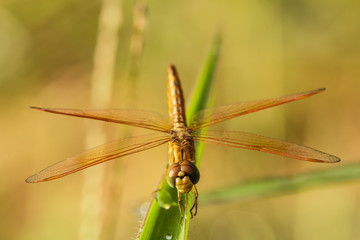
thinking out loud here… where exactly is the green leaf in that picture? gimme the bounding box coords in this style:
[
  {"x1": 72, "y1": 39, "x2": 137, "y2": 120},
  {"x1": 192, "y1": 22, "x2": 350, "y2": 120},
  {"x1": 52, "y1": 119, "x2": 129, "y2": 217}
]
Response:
[
  {"x1": 200, "y1": 163, "x2": 359, "y2": 204},
  {"x1": 137, "y1": 33, "x2": 221, "y2": 240}
]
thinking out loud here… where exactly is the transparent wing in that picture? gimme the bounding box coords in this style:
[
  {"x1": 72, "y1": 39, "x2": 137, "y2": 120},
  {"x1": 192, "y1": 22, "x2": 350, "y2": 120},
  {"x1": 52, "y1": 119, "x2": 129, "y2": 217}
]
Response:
[
  {"x1": 189, "y1": 88, "x2": 325, "y2": 131},
  {"x1": 192, "y1": 130, "x2": 340, "y2": 163},
  {"x1": 30, "y1": 107, "x2": 171, "y2": 132},
  {"x1": 26, "y1": 133, "x2": 171, "y2": 183}
]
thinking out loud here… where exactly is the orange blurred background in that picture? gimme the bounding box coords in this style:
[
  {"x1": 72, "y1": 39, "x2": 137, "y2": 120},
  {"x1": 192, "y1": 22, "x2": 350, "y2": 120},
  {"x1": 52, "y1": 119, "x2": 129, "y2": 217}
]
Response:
[{"x1": 1, "y1": 0, "x2": 359, "y2": 239}]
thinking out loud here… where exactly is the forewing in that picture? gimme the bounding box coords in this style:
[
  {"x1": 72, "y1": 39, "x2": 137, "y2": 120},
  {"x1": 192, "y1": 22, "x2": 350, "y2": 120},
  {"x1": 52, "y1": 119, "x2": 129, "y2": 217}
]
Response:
[
  {"x1": 31, "y1": 107, "x2": 170, "y2": 132},
  {"x1": 192, "y1": 130, "x2": 340, "y2": 163},
  {"x1": 26, "y1": 133, "x2": 170, "y2": 183},
  {"x1": 189, "y1": 88, "x2": 325, "y2": 130}
]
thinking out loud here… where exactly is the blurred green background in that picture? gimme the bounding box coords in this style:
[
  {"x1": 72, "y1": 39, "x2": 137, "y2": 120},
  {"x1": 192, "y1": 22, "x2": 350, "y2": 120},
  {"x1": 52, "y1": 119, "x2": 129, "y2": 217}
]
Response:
[{"x1": 1, "y1": 0, "x2": 359, "y2": 239}]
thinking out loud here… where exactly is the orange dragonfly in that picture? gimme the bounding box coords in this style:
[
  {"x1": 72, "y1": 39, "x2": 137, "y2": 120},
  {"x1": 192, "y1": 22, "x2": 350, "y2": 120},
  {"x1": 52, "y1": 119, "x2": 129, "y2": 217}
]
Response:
[{"x1": 26, "y1": 64, "x2": 340, "y2": 217}]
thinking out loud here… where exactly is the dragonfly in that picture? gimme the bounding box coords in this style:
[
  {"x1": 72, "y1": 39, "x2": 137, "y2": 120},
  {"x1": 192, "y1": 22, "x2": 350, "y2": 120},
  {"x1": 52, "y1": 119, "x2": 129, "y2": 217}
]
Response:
[{"x1": 26, "y1": 64, "x2": 340, "y2": 218}]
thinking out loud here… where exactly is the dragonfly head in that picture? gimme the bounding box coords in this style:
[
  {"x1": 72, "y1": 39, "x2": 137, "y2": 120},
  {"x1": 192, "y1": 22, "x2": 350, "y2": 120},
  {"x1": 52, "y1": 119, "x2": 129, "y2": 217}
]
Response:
[{"x1": 167, "y1": 161, "x2": 200, "y2": 193}]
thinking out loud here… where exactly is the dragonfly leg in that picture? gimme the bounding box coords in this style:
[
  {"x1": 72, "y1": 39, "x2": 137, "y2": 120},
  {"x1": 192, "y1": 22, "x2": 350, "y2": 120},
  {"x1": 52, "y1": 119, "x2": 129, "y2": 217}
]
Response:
[
  {"x1": 178, "y1": 191, "x2": 185, "y2": 219},
  {"x1": 190, "y1": 185, "x2": 198, "y2": 218}
]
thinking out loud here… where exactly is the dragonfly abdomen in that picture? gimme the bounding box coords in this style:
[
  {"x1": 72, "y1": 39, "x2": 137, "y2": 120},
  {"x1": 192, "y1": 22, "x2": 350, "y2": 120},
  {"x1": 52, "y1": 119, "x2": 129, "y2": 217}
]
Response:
[{"x1": 167, "y1": 65, "x2": 187, "y2": 128}]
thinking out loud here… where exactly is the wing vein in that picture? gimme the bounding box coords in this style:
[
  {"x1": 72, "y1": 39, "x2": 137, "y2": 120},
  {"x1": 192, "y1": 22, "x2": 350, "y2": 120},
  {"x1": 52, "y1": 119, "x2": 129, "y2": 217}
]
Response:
[
  {"x1": 193, "y1": 130, "x2": 340, "y2": 163},
  {"x1": 189, "y1": 88, "x2": 325, "y2": 130},
  {"x1": 26, "y1": 133, "x2": 170, "y2": 183}
]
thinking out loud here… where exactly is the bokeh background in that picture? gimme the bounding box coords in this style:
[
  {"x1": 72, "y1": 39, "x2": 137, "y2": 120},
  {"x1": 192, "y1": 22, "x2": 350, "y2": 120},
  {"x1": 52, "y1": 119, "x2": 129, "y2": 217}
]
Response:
[{"x1": 1, "y1": 0, "x2": 359, "y2": 239}]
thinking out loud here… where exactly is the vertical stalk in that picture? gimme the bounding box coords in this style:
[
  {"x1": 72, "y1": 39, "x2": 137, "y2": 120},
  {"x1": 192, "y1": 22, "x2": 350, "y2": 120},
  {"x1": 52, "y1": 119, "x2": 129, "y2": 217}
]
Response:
[
  {"x1": 78, "y1": 1, "x2": 123, "y2": 240},
  {"x1": 124, "y1": 0, "x2": 148, "y2": 107},
  {"x1": 102, "y1": 2, "x2": 148, "y2": 239}
]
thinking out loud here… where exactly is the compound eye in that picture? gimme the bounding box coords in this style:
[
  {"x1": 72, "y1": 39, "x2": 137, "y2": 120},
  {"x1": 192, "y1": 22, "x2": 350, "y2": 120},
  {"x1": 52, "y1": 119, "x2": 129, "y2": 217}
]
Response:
[
  {"x1": 166, "y1": 163, "x2": 181, "y2": 188},
  {"x1": 180, "y1": 161, "x2": 200, "y2": 184}
]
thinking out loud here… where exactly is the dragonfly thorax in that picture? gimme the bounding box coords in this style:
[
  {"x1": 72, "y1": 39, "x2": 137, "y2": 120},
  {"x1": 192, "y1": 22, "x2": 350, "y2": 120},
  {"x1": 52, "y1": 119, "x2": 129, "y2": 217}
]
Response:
[
  {"x1": 170, "y1": 128, "x2": 192, "y2": 142},
  {"x1": 169, "y1": 128, "x2": 196, "y2": 163},
  {"x1": 167, "y1": 128, "x2": 199, "y2": 194}
]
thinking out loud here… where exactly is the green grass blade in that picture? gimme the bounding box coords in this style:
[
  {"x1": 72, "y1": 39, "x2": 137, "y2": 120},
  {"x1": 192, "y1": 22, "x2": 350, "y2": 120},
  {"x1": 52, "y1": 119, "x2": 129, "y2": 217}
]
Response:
[
  {"x1": 200, "y1": 163, "x2": 359, "y2": 205},
  {"x1": 183, "y1": 32, "x2": 221, "y2": 238},
  {"x1": 186, "y1": 33, "x2": 221, "y2": 123},
  {"x1": 137, "y1": 33, "x2": 221, "y2": 240}
]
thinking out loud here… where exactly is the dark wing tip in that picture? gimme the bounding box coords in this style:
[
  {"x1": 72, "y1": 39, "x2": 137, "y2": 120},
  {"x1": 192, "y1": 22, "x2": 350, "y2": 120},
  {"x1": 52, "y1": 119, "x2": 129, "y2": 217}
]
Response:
[
  {"x1": 316, "y1": 154, "x2": 341, "y2": 163},
  {"x1": 332, "y1": 156, "x2": 341, "y2": 163},
  {"x1": 25, "y1": 175, "x2": 36, "y2": 183},
  {"x1": 309, "y1": 88, "x2": 326, "y2": 95},
  {"x1": 30, "y1": 106, "x2": 43, "y2": 110},
  {"x1": 30, "y1": 106, "x2": 53, "y2": 113}
]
